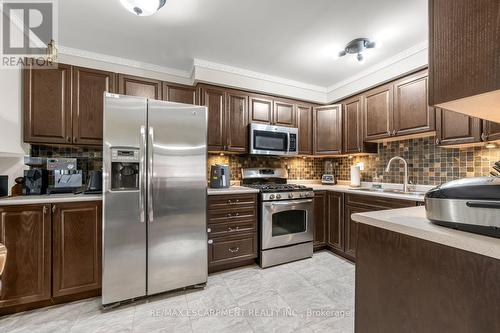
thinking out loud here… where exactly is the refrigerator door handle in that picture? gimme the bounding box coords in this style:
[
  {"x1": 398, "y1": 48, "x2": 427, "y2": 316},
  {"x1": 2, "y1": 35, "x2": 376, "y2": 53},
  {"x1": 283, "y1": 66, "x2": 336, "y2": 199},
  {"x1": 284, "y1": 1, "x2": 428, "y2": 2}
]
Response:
[
  {"x1": 139, "y1": 126, "x2": 146, "y2": 223},
  {"x1": 148, "y1": 126, "x2": 154, "y2": 223}
]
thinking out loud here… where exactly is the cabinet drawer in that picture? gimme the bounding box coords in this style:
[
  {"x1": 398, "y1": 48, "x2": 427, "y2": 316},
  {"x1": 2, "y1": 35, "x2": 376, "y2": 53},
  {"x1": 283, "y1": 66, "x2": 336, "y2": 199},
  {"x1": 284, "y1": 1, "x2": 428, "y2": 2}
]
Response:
[
  {"x1": 209, "y1": 233, "x2": 257, "y2": 264},
  {"x1": 208, "y1": 207, "x2": 256, "y2": 224},
  {"x1": 208, "y1": 194, "x2": 257, "y2": 210},
  {"x1": 208, "y1": 220, "x2": 256, "y2": 237},
  {"x1": 345, "y1": 194, "x2": 417, "y2": 210}
]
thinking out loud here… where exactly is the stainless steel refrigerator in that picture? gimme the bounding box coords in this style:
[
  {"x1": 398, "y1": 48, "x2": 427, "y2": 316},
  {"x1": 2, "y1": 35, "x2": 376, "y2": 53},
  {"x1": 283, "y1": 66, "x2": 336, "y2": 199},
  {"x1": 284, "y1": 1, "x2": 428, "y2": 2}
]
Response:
[{"x1": 102, "y1": 93, "x2": 208, "y2": 305}]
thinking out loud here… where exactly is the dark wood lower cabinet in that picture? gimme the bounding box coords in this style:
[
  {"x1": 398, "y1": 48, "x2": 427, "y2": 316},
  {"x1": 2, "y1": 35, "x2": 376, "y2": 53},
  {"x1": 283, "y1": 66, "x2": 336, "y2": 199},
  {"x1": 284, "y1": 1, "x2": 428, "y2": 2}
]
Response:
[
  {"x1": 52, "y1": 201, "x2": 102, "y2": 297},
  {"x1": 314, "y1": 192, "x2": 418, "y2": 262},
  {"x1": 326, "y1": 192, "x2": 344, "y2": 252},
  {"x1": 0, "y1": 204, "x2": 51, "y2": 311},
  {"x1": 0, "y1": 201, "x2": 102, "y2": 315},
  {"x1": 207, "y1": 194, "x2": 258, "y2": 272},
  {"x1": 356, "y1": 223, "x2": 500, "y2": 333},
  {"x1": 313, "y1": 191, "x2": 327, "y2": 249}
]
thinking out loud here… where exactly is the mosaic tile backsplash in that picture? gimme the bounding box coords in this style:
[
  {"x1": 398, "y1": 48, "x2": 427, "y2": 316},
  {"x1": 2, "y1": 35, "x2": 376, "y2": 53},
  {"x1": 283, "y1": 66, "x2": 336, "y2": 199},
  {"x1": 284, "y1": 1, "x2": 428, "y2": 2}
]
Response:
[
  {"x1": 208, "y1": 137, "x2": 500, "y2": 186},
  {"x1": 30, "y1": 145, "x2": 103, "y2": 186}
]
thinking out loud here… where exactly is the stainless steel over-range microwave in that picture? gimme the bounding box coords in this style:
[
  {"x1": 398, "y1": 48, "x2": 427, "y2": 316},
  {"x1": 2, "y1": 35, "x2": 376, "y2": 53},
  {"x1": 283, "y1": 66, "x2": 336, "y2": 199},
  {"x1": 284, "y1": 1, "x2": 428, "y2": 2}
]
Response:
[{"x1": 249, "y1": 123, "x2": 298, "y2": 156}]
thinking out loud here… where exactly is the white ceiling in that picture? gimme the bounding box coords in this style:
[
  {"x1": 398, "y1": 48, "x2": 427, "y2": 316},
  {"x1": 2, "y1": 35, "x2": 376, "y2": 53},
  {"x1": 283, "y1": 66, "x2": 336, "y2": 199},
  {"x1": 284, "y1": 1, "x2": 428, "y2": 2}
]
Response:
[{"x1": 59, "y1": 0, "x2": 428, "y2": 88}]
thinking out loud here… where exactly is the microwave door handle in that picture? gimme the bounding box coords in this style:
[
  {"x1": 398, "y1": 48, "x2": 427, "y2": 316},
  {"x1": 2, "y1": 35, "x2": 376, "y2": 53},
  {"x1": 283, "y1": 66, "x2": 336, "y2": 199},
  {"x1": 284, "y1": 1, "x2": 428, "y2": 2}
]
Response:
[
  {"x1": 139, "y1": 126, "x2": 146, "y2": 223},
  {"x1": 287, "y1": 132, "x2": 291, "y2": 153},
  {"x1": 148, "y1": 126, "x2": 154, "y2": 223}
]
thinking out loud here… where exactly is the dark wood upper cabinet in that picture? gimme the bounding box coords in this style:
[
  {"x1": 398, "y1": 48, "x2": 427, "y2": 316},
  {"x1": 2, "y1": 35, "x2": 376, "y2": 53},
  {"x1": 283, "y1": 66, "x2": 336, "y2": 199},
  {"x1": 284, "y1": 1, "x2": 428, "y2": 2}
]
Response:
[
  {"x1": 201, "y1": 86, "x2": 225, "y2": 151},
  {"x1": 249, "y1": 96, "x2": 273, "y2": 124},
  {"x1": 297, "y1": 104, "x2": 313, "y2": 155},
  {"x1": 273, "y1": 100, "x2": 295, "y2": 127},
  {"x1": 363, "y1": 83, "x2": 393, "y2": 141},
  {"x1": 72, "y1": 67, "x2": 115, "y2": 145},
  {"x1": 52, "y1": 201, "x2": 102, "y2": 298},
  {"x1": 118, "y1": 74, "x2": 162, "y2": 100},
  {"x1": 342, "y1": 96, "x2": 377, "y2": 154},
  {"x1": 24, "y1": 64, "x2": 72, "y2": 144},
  {"x1": 313, "y1": 191, "x2": 327, "y2": 249},
  {"x1": 313, "y1": 105, "x2": 342, "y2": 155},
  {"x1": 163, "y1": 83, "x2": 196, "y2": 104},
  {"x1": 435, "y1": 108, "x2": 482, "y2": 146},
  {"x1": 429, "y1": 0, "x2": 500, "y2": 122},
  {"x1": 482, "y1": 121, "x2": 500, "y2": 142},
  {"x1": 0, "y1": 204, "x2": 51, "y2": 310},
  {"x1": 327, "y1": 191, "x2": 344, "y2": 252},
  {"x1": 393, "y1": 70, "x2": 435, "y2": 136},
  {"x1": 225, "y1": 90, "x2": 249, "y2": 153}
]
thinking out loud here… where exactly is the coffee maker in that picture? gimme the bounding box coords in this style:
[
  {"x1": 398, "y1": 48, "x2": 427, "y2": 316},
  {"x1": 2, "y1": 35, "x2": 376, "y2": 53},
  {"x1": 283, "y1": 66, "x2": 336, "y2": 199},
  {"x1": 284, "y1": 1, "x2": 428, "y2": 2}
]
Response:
[
  {"x1": 47, "y1": 158, "x2": 83, "y2": 194},
  {"x1": 210, "y1": 164, "x2": 230, "y2": 189},
  {"x1": 23, "y1": 157, "x2": 48, "y2": 195}
]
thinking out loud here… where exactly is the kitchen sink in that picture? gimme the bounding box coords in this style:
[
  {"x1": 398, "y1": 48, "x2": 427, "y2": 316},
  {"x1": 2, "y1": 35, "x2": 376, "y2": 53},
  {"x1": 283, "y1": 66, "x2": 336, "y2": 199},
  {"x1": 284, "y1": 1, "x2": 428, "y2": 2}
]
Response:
[{"x1": 350, "y1": 187, "x2": 426, "y2": 196}]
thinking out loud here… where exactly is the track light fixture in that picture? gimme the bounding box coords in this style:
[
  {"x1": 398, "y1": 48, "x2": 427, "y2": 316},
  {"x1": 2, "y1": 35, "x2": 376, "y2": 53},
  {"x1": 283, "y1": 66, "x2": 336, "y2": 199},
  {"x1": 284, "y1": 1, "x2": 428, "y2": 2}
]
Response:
[{"x1": 338, "y1": 38, "x2": 377, "y2": 63}]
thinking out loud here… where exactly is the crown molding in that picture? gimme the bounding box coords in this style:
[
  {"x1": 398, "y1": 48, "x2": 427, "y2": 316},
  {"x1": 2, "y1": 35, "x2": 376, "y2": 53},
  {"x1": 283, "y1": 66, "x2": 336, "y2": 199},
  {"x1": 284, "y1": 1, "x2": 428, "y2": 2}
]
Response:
[
  {"x1": 193, "y1": 59, "x2": 328, "y2": 94},
  {"x1": 59, "y1": 45, "x2": 193, "y2": 79},
  {"x1": 326, "y1": 41, "x2": 429, "y2": 94},
  {"x1": 56, "y1": 42, "x2": 429, "y2": 104}
]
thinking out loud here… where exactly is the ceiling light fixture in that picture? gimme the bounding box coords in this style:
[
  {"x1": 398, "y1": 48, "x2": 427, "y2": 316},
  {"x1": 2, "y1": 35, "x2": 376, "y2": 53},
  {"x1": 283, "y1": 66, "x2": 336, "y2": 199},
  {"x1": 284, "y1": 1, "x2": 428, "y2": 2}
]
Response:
[
  {"x1": 120, "y1": 0, "x2": 167, "y2": 16},
  {"x1": 338, "y1": 38, "x2": 377, "y2": 63}
]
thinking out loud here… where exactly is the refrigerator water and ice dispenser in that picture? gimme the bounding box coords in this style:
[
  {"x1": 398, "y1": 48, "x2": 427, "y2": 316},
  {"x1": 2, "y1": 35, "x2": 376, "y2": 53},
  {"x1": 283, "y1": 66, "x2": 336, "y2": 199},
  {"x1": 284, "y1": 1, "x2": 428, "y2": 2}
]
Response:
[{"x1": 110, "y1": 148, "x2": 140, "y2": 191}]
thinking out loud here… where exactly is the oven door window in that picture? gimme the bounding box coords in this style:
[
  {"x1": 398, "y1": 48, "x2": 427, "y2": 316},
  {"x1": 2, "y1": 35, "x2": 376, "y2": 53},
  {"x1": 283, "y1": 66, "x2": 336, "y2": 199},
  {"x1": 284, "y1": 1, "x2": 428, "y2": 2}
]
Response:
[
  {"x1": 254, "y1": 130, "x2": 288, "y2": 152},
  {"x1": 272, "y1": 210, "x2": 307, "y2": 237}
]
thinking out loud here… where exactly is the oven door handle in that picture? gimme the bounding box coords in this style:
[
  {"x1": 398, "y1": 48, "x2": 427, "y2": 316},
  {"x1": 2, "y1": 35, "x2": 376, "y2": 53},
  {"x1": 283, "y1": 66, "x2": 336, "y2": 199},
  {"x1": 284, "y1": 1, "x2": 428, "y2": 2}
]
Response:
[{"x1": 269, "y1": 199, "x2": 313, "y2": 206}]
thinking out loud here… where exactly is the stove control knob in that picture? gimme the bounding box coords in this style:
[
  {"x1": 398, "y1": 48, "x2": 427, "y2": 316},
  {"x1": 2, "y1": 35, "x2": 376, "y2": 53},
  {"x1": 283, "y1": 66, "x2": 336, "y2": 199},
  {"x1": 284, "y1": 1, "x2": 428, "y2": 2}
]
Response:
[
  {"x1": 269, "y1": 194, "x2": 275, "y2": 200},
  {"x1": 288, "y1": 193, "x2": 294, "y2": 199},
  {"x1": 276, "y1": 194, "x2": 281, "y2": 199}
]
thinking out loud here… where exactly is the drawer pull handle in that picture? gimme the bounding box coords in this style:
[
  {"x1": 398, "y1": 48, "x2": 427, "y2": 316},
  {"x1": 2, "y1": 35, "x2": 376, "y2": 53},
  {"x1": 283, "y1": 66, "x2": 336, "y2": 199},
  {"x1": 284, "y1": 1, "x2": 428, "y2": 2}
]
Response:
[
  {"x1": 228, "y1": 247, "x2": 239, "y2": 253},
  {"x1": 228, "y1": 226, "x2": 240, "y2": 232}
]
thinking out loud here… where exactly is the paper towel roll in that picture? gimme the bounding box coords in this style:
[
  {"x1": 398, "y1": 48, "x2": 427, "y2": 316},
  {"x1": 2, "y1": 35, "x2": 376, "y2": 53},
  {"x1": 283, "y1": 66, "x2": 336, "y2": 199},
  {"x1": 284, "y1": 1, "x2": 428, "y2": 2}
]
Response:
[{"x1": 350, "y1": 166, "x2": 361, "y2": 187}]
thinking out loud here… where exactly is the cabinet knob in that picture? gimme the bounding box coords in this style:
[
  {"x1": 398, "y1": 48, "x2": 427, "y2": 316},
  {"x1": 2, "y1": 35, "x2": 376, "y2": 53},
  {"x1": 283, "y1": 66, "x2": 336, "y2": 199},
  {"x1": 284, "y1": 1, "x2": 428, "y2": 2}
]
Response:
[
  {"x1": 52, "y1": 205, "x2": 56, "y2": 213},
  {"x1": 228, "y1": 247, "x2": 240, "y2": 253},
  {"x1": 208, "y1": 239, "x2": 213, "y2": 245},
  {"x1": 435, "y1": 138, "x2": 440, "y2": 145},
  {"x1": 66, "y1": 136, "x2": 71, "y2": 142},
  {"x1": 207, "y1": 228, "x2": 211, "y2": 233},
  {"x1": 481, "y1": 133, "x2": 488, "y2": 141}
]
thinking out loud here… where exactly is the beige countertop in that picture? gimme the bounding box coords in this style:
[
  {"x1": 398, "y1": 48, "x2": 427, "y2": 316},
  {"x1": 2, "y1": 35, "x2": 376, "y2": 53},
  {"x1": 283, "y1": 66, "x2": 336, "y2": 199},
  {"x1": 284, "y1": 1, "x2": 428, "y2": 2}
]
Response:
[
  {"x1": 352, "y1": 206, "x2": 500, "y2": 260},
  {"x1": 207, "y1": 186, "x2": 260, "y2": 196},
  {"x1": 0, "y1": 193, "x2": 102, "y2": 206},
  {"x1": 293, "y1": 180, "x2": 432, "y2": 202}
]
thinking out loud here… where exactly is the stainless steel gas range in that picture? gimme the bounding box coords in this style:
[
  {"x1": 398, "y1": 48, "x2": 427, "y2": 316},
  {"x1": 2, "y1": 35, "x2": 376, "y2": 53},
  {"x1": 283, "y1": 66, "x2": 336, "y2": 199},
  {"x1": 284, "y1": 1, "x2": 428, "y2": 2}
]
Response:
[{"x1": 242, "y1": 168, "x2": 314, "y2": 268}]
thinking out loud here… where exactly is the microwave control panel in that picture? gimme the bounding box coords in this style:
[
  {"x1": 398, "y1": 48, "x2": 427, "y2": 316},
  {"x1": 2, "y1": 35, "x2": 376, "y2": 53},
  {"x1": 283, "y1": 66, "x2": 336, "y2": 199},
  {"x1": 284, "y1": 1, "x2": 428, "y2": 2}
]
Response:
[{"x1": 289, "y1": 133, "x2": 297, "y2": 152}]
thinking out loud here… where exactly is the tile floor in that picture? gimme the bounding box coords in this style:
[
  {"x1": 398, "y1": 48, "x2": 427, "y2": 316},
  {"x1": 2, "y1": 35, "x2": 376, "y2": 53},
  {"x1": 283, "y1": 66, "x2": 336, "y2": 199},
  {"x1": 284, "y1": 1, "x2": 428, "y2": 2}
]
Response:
[{"x1": 0, "y1": 251, "x2": 355, "y2": 333}]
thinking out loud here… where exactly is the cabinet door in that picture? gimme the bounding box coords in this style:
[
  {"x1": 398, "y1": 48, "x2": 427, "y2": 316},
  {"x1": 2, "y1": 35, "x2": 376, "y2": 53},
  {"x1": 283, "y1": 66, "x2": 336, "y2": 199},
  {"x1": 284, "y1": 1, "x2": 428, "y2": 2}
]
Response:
[
  {"x1": 249, "y1": 96, "x2": 273, "y2": 124},
  {"x1": 72, "y1": 67, "x2": 115, "y2": 145},
  {"x1": 428, "y1": 0, "x2": 500, "y2": 107},
  {"x1": 52, "y1": 201, "x2": 102, "y2": 297},
  {"x1": 118, "y1": 74, "x2": 162, "y2": 99},
  {"x1": 274, "y1": 100, "x2": 295, "y2": 127},
  {"x1": 344, "y1": 205, "x2": 371, "y2": 261},
  {"x1": 0, "y1": 204, "x2": 51, "y2": 308},
  {"x1": 313, "y1": 105, "x2": 342, "y2": 155},
  {"x1": 482, "y1": 121, "x2": 500, "y2": 142},
  {"x1": 297, "y1": 104, "x2": 313, "y2": 155},
  {"x1": 327, "y1": 191, "x2": 344, "y2": 252},
  {"x1": 393, "y1": 70, "x2": 435, "y2": 136},
  {"x1": 313, "y1": 191, "x2": 327, "y2": 249},
  {"x1": 343, "y1": 96, "x2": 362, "y2": 154},
  {"x1": 24, "y1": 64, "x2": 72, "y2": 144},
  {"x1": 201, "y1": 86, "x2": 225, "y2": 151},
  {"x1": 363, "y1": 84, "x2": 393, "y2": 141},
  {"x1": 163, "y1": 83, "x2": 196, "y2": 104},
  {"x1": 435, "y1": 108, "x2": 481, "y2": 146},
  {"x1": 225, "y1": 90, "x2": 249, "y2": 153}
]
